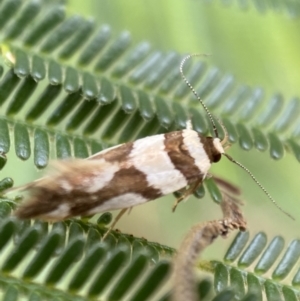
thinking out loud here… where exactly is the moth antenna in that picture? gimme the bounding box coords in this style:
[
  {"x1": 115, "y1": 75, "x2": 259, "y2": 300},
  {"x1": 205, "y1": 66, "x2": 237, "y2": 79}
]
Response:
[
  {"x1": 180, "y1": 54, "x2": 219, "y2": 138},
  {"x1": 223, "y1": 153, "x2": 295, "y2": 221},
  {"x1": 182, "y1": 55, "x2": 292, "y2": 221},
  {"x1": 215, "y1": 117, "x2": 229, "y2": 146}
]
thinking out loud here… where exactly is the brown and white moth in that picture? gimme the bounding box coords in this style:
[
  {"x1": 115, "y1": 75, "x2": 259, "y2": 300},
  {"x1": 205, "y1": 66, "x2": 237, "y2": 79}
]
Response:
[
  {"x1": 14, "y1": 123, "x2": 223, "y2": 220},
  {"x1": 12, "y1": 54, "x2": 293, "y2": 222}
]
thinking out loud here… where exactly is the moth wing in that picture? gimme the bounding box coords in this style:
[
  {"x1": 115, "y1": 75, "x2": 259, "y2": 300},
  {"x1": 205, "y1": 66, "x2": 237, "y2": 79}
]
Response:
[{"x1": 13, "y1": 158, "x2": 121, "y2": 219}]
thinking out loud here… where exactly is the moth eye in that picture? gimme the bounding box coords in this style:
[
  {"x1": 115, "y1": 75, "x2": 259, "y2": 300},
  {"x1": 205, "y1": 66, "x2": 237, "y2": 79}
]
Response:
[{"x1": 213, "y1": 153, "x2": 222, "y2": 163}]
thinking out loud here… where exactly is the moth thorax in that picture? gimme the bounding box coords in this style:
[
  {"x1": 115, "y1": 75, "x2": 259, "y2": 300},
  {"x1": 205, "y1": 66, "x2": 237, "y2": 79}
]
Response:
[{"x1": 204, "y1": 137, "x2": 224, "y2": 163}]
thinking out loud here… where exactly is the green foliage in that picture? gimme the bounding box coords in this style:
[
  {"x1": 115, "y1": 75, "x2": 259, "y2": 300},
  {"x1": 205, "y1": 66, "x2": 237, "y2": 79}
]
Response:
[
  {"x1": 211, "y1": 0, "x2": 300, "y2": 16},
  {"x1": 1, "y1": 204, "x2": 300, "y2": 300},
  {"x1": 211, "y1": 231, "x2": 300, "y2": 301},
  {"x1": 0, "y1": 202, "x2": 175, "y2": 300},
  {"x1": 0, "y1": 0, "x2": 300, "y2": 166},
  {"x1": 0, "y1": 0, "x2": 300, "y2": 300}
]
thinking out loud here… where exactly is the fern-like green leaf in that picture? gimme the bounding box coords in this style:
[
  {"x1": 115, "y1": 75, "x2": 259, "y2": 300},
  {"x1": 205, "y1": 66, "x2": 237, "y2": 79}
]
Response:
[
  {"x1": 204, "y1": 231, "x2": 300, "y2": 301},
  {"x1": 2, "y1": 202, "x2": 300, "y2": 300},
  {"x1": 210, "y1": 0, "x2": 300, "y2": 17},
  {"x1": 0, "y1": 0, "x2": 299, "y2": 169},
  {"x1": 1, "y1": 0, "x2": 300, "y2": 300},
  {"x1": 0, "y1": 201, "x2": 176, "y2": 301}
]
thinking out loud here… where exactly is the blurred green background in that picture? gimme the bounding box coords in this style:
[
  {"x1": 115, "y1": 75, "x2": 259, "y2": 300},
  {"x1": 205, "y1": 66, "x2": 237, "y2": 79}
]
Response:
[
  {"x1": 67, "y1": 0, "x2": 300, "y2": 97},
  {"x1": 63, "y1": 0, "x2": 300, "y2": 254},
  {"x1": 4, "y1": 0, "x2": 300, "y2": 258}
]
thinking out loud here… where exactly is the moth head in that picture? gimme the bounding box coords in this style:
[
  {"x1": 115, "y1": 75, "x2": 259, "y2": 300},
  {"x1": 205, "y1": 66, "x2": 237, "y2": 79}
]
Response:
[
  {"x1": 213, "y1": 137, "x2": 224, "y2": 156},
  {"x1": 181, "y1": 54, "x2": 294, "y2": 221},
  {"x1": 209, "y1": 137, "x2": 224, "y2": 163}
]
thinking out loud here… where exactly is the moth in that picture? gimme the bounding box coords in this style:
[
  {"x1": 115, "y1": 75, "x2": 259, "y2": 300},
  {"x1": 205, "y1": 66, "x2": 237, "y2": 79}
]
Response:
[
  {"x1": 14, "y1": 122, "x2": 223, "y2": 220},
  {"x1": 12, "y1": 54, "x2": 293, "y2": 223}
]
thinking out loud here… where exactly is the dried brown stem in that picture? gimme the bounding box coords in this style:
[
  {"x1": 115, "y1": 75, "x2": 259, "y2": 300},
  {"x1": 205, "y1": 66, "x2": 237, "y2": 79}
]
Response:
[{"x1": 172, "y1": 191, "x2": 247, "y2": 301}]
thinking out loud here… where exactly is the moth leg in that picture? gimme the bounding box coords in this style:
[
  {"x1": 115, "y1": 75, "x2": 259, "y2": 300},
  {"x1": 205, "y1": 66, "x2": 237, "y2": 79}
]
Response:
[
  {"x1": 220, "y1": 192, "x2": 247, "y2": 231},
  {"x1": 213, "y1": 175, "x2": 241, "y2": 196},
  {"x1": 172, "y1": 179, "x2": 202, "y2": 212},
  {"x1": 206, "y1": 173, "x2": 213, "y2": 179},
  {"x1": 102, "y1": 208, "x2": 128, "y2": 240}
]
